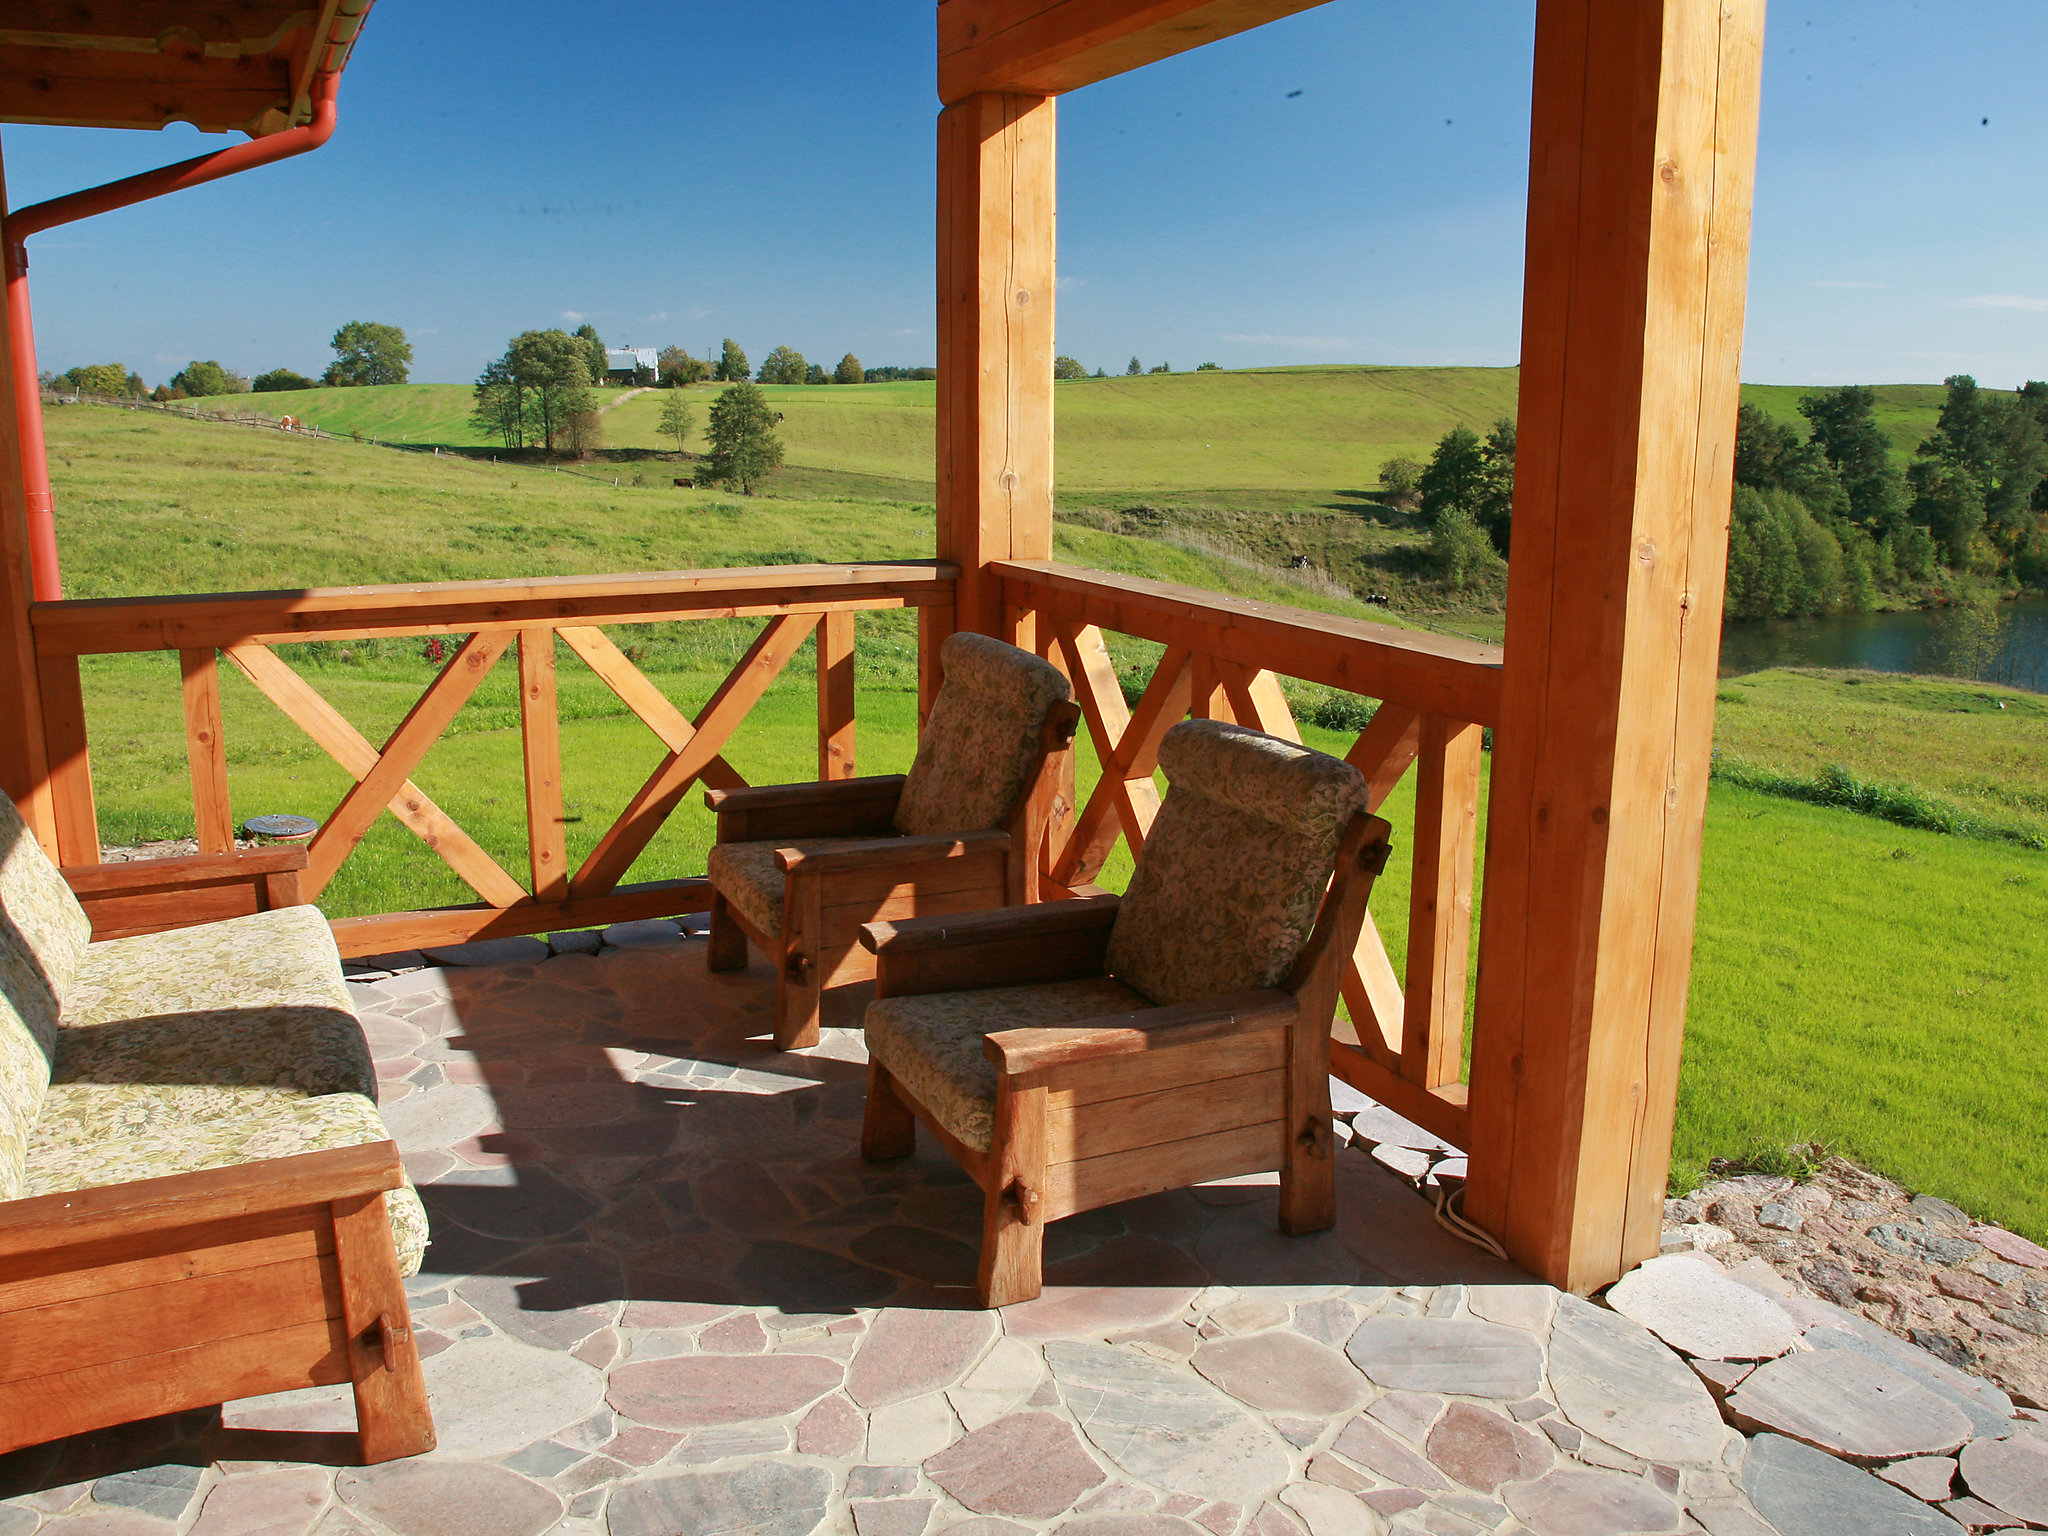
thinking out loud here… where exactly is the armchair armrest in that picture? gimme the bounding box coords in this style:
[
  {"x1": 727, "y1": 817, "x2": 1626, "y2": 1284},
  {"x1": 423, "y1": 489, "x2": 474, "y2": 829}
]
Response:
[
  {"x1": 63, "y1": 847, "x2": 310, "y2": 940},
  {"x1": 860, "y1": 894, "x2": 1121, "y2": 997},
  {"x1": 62, "y1": 845, "x2": 308, "y2": 896},
  {"x1": 0, "y1": 1140, "x2": 401, "y2": 1262},
  {"x1": 706, "y1": 774, "x2": 905, "y2": 841},
  {"x1": 775, "y1": 828, "x2": 1009, "y2": 875},
  {"x1": 984, "y1": 989, "x2": 1299, "y2": 1079}
]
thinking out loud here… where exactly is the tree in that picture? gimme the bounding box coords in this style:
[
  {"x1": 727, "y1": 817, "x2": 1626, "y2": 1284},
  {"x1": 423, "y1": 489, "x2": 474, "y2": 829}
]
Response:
[
  {"x1": 805, "y1": 362, "x2": 828, "y2": 385},
  {"x1": 124, "y1": 371, "x2": 147, "y2": 397},
  {"x1": 1125, "y1": 357, "x2": 1143, "y2": 376},
  {"x1": 658, "y1": 346, "x2": 710, "y2": 386},
  {"x1": 757, "y1": 345, "x2": 808, "y2": 385},
  {"x1": 1476, "y1": 416, "x2": 1517, "y2": 554},
  {"x1": 703, "y1": 382, "x2": 784, "y2": 493},
  {"x1": 834, "y1": 353, "x2": 866, "y2": 385},
  {"x1": 253, "y1": 368, "x2": 316, "y2": 393},
  {"x1": 1378, "y1": 456, "x2": 1422, "y2": 510},
  {"x1": 62, "y1": 363, "x2": 128, "y2": 396},
  {"x1": 470, "y1": 329, "x2": 598, "y2": 452},
  {"x1": 715, "y1": 339, "x2": 750, "y2": 382},
  {"x1": 1196, "y1": 362, "x2": 1221, "y2": 371},
  {"x1": 1419, "y1": 425, "x2": 1486, "y2": 526},
  {"x1": 1149, "y1": 361, "x2": 1171, "y2": 374},
  {"x1": 470, "y1": 357, "x2": 527, "y2": 449},
  {"x1": 1053, "y1": 356, "x2": 1086, "y2": 381},
  {"x1": 658, "y1": 390, "x2": 696, "y2": 454},
  {"x1": 1798, "y1": 385, "x2": 1902, "y2": 529},
  {"x1": 324, "y1": 321, "x2": 411, "y2": 386},
  {"x1": 170, "y1": 360, "x2": 245, "y2": 397},
  {"x1": 572, "y1": 323, "x2": 607, "y2": 386}
]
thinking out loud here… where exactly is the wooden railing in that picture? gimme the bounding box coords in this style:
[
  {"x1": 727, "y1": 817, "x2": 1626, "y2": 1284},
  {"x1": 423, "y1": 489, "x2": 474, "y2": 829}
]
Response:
[
  {"x1": 994, "y1": 559, "x2": 1503, "y2": 1150},
  {"x1": 29, "y1": 562, "x2": 955, "y2": 956}
]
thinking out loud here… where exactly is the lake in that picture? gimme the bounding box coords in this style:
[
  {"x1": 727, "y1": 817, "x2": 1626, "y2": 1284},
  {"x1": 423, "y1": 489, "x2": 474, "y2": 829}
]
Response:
[{"x1": 1720, "y1": 597, "x2": 2048, "y2": 693}]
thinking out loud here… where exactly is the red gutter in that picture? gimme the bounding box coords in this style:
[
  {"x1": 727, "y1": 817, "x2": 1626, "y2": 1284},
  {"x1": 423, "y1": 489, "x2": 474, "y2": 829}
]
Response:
[{"x1": 3, "y1": 76, "x2": 341, "y2": 600}]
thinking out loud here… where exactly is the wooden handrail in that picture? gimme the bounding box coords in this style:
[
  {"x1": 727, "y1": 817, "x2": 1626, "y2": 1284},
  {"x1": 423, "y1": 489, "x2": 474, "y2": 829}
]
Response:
[
  {"x1": 992, "y1": 559, "x2": 1503, "y2": 726},
  {"x1": 29, "y1": 560, "x2": 960, "y2": 656}
]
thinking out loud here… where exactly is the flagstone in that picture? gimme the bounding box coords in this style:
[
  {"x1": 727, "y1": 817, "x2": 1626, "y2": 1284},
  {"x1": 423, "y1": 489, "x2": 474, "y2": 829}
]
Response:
[
  {"x1": 1425, "y1": 1403, "x2": 1552, "y2": 1492},
  {"x1": 673, "y1": 1424, "x2": 793, "y2": 1463},
  {"x1": 89, "y1": 1466, "x2": 200, "y2": 1522},
  {"x1": 1463, "y1": 1285, "x2": 1556, "y2": 1334},
  {"x1": 420, "y1": 1337, "x2": 607, "y2": 1457},
  {"x1": 1003, "y1": 1287, "x2": 1201, "y2": 1341},
  {"x1": 1192, "y1": 1331, "x2": 1369, "y2": 1416},
  {"x1": 1971, "y1": 1228, "x2": 2048, "y2": 1270},
  {"x1": 606, "y1": 1351, "x2": 841, "y2": 1430},
  {"x1": 30, "y1": 1513, "x2": 167, "y2": 1533},
  {"x1": 185, "y1": 1468, "x2": 332, "y2": 1535},
  {"x1": 868, "y1": 1394, "x2": 961, "y2": 1463},
  {"x1": 1503, "y1": 1467, "x2": 1683, "y2": 1536},
  {"x1": 1047, "y1": 1340, "x2": 1290, "y2": 1500},
  {"x1": 1344, "y1": 1317, "x2": 1545, "y2": 1400},
  {"x1": 1726, "y1": 1349, "x2": 1974, "y2": 1463},
  {"x1": 1196, "y1": 1204, "x2": 1363, "y2": 1289},
  {"x1": 1743, "y1": 1433, "x2": 1970, "y2": 1536},
  {"x1": 1547, "y1": 1296, "x2": 1727, "y2": 1465},
  {"x1": 732, "y1": 1240, "x2": 900, "y2": 1311},
  {"x1": 851, "y1": 1498, "x2": 936, "y2": 1536},
  {"x1": 949, "y1": 1336, "x2": 1045, "y2": 1431},
  {"x1": 1054, "y1": 1518, "x2": 1206, "y2": 1535},
  {"x1": 606, "y1": 1464, "x2": 833, "y2": 1536},
  {"x1": 337, "y1": 1461, "x2": 560, "y2": 1536},
  {"x1": 1958, "y1": 1434, "x2": 2048, "y2": 1526},
  {"x1": 1606, "y1": 1256, "x2": 1803, "y2": 1362},
  {"x1": 1330, "y1": 1415, "x2": 1448, "y2": 1489},
  {"x1": 701, "y1": 1313, "x2": 770, "y2": 1353},
  {"x1": 848, "y1": 1310, "x2": 999, "y2": 1409},
  {"x1": 1277, "y1": 1482, "x2": 1378, "y2": 1536},
  {"x1": 924, "y1": 1413, "x2": 1107, "y2": 1519}
]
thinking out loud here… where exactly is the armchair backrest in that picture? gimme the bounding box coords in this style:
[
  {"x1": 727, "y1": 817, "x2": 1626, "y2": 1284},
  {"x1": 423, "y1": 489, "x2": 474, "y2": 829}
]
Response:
[
  {"x1": 0, "y1": 792, "x2": 92, "y2": 1199},
  {"x1": 893, "y1": 631, "x2": 1074, "y2": 837},
  {"x1": 1106, "y1": 720, "x2": 1370, "y2": 1007}
]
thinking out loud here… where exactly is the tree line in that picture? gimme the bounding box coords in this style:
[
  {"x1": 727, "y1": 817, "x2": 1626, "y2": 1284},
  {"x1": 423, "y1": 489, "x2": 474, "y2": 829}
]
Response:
[
  {"x1": 53, "y1": 320, "x2": 412, "y2": 402},
  {"x1": 649, "y1": 338, "x2": 933, "y2": 389},
  {"x1": 1386, "y1": 376, "x2": 2048, "y2": 614}
]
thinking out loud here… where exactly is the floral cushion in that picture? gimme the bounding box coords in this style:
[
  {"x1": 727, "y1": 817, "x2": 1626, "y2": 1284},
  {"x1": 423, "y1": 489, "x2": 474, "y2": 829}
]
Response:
[
  {"x1": 0, "y1": 791, "x2": 92, "y2": 1022},
  {"x1": 1105, "y1": 720, "x2": 1369, "y2": 1007},
  {"x1": 24, "y1": 1086, "x2": 429, "y2": 1277},
  {"x1": 50, "y1": 905, "x2": 375, "y2": 1106},
  {"x1": 0, "y1": 792, "x2": 89, "y2": 1202},
  {"x1": 707, "y1": 837, "x2": 871, "y2": 941},
  {"x1": 865, "y1": 975, "x2": 1150, "y2": 1152},
  {"x1": 893, "y1": 632, "x2": 1071, "y2": 837},
  {"x1": 0, "y1": 992, "x2": 47, "y2": 1202}
]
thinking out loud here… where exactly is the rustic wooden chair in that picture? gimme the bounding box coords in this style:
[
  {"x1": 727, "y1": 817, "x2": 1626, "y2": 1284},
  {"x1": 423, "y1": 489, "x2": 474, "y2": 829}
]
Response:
[
  {"x1": 705, "y1": 630, "x2": 1079, "y2": 1051},
  {"x1": 857, "y1": 718, "x2": 1392, "y2": 1307}
]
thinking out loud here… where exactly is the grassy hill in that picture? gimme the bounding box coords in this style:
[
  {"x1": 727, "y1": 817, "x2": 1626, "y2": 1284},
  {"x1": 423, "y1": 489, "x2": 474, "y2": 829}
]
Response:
[{"x1": 1738, "y1": 382, "x2": 1953, "y2": 469}]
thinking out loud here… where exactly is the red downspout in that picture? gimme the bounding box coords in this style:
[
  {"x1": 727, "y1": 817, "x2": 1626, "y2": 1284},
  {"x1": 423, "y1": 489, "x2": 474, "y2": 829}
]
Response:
[{"x1": 3, "y1": 75, "x2": 341, "y2": 600}]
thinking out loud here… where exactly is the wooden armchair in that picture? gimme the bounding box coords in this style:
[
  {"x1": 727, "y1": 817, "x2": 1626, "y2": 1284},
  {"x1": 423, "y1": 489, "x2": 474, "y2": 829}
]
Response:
[
  {"x1": 856, "y1": 719, "x2": 1393, "y2": 1307},
  {"x1": 705, "y1": 630, "x2": 1078, "y2": 1051}
]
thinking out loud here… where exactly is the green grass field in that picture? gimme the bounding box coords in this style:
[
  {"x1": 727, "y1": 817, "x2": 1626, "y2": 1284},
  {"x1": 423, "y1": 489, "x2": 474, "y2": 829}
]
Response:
[
  {"x1": 43, "y1": 395, "x2": 2048, "y2": 1239},
  {"x1": 1738, "y1": 382, "x2": 1955, "y2": 469}
]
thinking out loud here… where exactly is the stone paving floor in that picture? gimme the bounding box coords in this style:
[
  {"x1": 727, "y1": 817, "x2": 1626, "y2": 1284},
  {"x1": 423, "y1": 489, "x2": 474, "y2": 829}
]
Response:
[{"x1": 3, "y1": 925, "x2": 2044, "y2": 1536}]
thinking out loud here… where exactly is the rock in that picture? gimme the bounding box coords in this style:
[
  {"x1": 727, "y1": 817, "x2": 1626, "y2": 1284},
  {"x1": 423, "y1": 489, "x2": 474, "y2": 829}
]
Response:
[
  {"x1": 1914, "y1": 1331, "x2": 1983, "y2": 1373},
  {"x1": 548, "y1": 930, "x2": 603, "y2": 956},
  {"x1": 92, "y1": 1465, "x2": 203, "y2": 1521},
  {"x1": 949, "y1": 1336, "x2": 1044, "y2": 1432},
  {"x1": 1501, "y1": 1468, "x2": 1682, "y2": 1536},
  {"x1": 1971, "y1": 1228, "x2": 2048, "y2": 1270},
  {"x1": 337, "y1": 1462, "x2": 562, "y2": 1536},
  {"x1": 1742, "y1": 1434, "x2": 1968, "y2": 1536},
  {"x1": 1796, "y1": 1322, "x2": 2017, "y2": 1439},
  {"x1": 1329, "y1": 1416, "x2": 1448, "y2": 1489},
  {"x1": 1727, "y1": 1348, "x2": 1975, "y2": 1463},
  {"x1": 1983, "y1": 1261, "x2": 2028, "y2": 1287},
  {"x1": 1547, "y1": 1295, "x2": 1727, "y2": 1464},
  {"x1": 1940, "y1": 1494, "x2": 2023, "y2": 1532},
  {"x1": 1053, "y1": 1518, "x2": 1205, "y2": 1536},
  {"x1": 1464, "y1": 1285, "x2": 1557, "y2": 1333},
  {"x1": 867, "y1": 1393, "x2": 960, "y2": 1463},
  {"x1": 1670, "y1": 1223, "x2": 1736, "y2": 1253},
  {"x1": 1306, "y1": 1454, "x2": 1371, "y2": 1492},
  {"x1": 606, "y1": 1464, "x2": 832, "y2": 1536},
  {"x1": 1958, "y1": 1435, "x2": 2048, "y2": 1526},
  {"x1": 1605, "y1": 1255, "x2": 1802, "y2": 1361},
  {"x1": 1423, "y1": 1402, "x2": 1551, "y2": 1492},
  {"x1": 421, "y1": 936, "x2": 550, "y2": 967},
  {"x1": 923, "y1": 1413, "x2": 1107, "y2": 1519},
  {"x1": 1992, "y1": 1309, "x2": 2048, "y2": 1339},
  {"x1": 1870, "y1": 1222, "x2": 1984, "y2": 1268},
  {"x1": 1935, "y1": 1271, "x2": 2014, "y2": 1309},
  {"x1": 796, "y1": 1395, "x2": 864, "y2": 1457},
  {"x1": 1191, "y1": 1332, "x2": 1370, "y2": 1416},
  {"x1": 847, "y1": 1309, "x2": 998, "y2": 1409},
  {"x1": 1913, "y1": 1196, "x2": 1973, "y2": 1230},
  {"x1": 420, "y1": 1337, "x2": 608, "y2": 1457},
  {"x1": 1877, "y1": 1458, "x2": 1959, "y2": 1502},
  {"x1": 851, "y1": 1499, "x2": 936, "y2": 1536},
  {"x1": 1758, "y1": 1202, "x2": 1804, "y2": 1233},
  {"x1": 1688, "y1": 1358, "x2": 1754, "y2": 1404},
  {"x1": 187, "y1": 1468, "x2": 334, "y2": 1535},
  {"x1": 1343, "y1": 1318, "x2": 1544, "y2": 1400},
  {"x1": 1366, "y1": 1391, "x2": 1444, "y2": 1445},
  {"x1": 605, "y1": 1352, "x2": 843, "y2": 1430},
  {"x1": 1046, "y1": 1340, "x2": 1290, "y2": 1500},
  {"x1": 602, "y1": 919, "x2": 684, "y2": 949},
  {"x1": 1276, "y1": 1483, "x2": 1379, "y2": 1536}
]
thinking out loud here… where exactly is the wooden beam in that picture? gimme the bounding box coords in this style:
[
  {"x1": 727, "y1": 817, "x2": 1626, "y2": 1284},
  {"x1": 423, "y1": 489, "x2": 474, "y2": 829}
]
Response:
[
  {"x1": 28, "y1": 561, "x2": 958, "y2": 657},
  {"x1": 1051, "y1": 643, "x2": 1189, "y2": 886},
  {"x1": 35, "y1": 654, "x2": 96, "y2": 865},
  {"x1": 995, "y1": 560, "x2": 1503, "y2": 725},
  {"x1": 817, "y1": 609, "x2": 856, "y2": 780},
  {"x1": 1465, "y1": 0, "x2": 1763, "y2": 1293},
  {"x1": 327, "y1": 879, "x2": 709, "y2": 959},
  {"x1": 518, "y1": 628, "x2": 567, "y2": 902},
  {"x1": 179, "y1": 648, "x2": 233, "y2": 855},
  {"x1": 1400, "y1": 716, "x2": 1482, "y2": 1091},
  {"x1": 938, "y1": 0, "x2": 1330, "y2": 105},
  {"x1": 0, "y1": 137, "x2": 53, "y2": 849},
  {"x1": 553, "y1": 624, "x2": 746, "y2": 794},
  {"x1": 937, "y1": 93, "x2": 1056, "y2": 639}
]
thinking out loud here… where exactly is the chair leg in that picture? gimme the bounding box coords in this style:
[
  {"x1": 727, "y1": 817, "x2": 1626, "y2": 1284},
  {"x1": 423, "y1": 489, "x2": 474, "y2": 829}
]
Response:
[
  {"x1": 862, "y1": 1060, "x2": 917, "y2": 1161},
  {"x1": 978, "y1": 1178, "x2": 1046, "y2": 1309},
  {"x1": 707, "y1": 893, "x2": 748, "y2": 972},
  {"x1": 775, "y1": 947, "x2": 822, "y2": 1051},
  {"x1": 1277, "y1": 1117, "x2": 1337, "y2": 1236},
  {"x1": 333, "y1": 1194, "x2": 435, "y2": 1464}
]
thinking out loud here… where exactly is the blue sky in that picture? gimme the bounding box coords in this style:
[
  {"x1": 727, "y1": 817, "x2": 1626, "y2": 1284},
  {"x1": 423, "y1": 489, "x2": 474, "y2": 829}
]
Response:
[{"x1": 6, "y1": 1, "x2": 2047, "y2": 390}]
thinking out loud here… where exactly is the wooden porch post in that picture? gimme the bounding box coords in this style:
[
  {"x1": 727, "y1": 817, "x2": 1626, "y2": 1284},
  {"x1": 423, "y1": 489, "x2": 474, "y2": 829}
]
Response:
[
  {"x1": 0, "y1": 139, "x2": 54, "y2": 846},
  {"x1": 931, "y1": 90, "x2": 1057, "y2": 708},
  {"x1": 1464, "y1": 0, "x2": 1764, "y2": 1292}
]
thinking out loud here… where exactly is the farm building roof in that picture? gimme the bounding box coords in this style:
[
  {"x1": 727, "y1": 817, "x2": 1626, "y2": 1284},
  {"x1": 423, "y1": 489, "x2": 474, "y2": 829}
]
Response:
[{"x1": 0, "y1": 0, "x2": 377, "y2": 137}]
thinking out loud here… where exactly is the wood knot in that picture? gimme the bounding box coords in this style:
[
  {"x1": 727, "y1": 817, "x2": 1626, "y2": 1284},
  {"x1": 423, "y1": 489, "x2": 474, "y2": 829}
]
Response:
[{"x1": 1014, "y1": 289, "x2": 1032, "y2": 307}]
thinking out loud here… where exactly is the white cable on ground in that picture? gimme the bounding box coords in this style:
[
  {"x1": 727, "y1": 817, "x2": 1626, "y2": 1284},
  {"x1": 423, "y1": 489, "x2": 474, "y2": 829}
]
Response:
[{"x1": 1432, "y1": 1180, "x2": 1511, "y2": 1261}]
